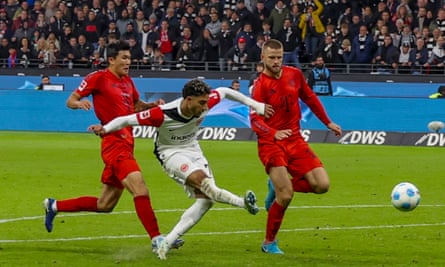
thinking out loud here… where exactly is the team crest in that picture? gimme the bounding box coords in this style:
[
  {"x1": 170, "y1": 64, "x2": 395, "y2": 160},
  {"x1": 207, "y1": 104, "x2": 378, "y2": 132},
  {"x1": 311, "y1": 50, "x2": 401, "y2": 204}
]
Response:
[{"x1": 180, "y1": 163, "x2": 189, "y2": 172}]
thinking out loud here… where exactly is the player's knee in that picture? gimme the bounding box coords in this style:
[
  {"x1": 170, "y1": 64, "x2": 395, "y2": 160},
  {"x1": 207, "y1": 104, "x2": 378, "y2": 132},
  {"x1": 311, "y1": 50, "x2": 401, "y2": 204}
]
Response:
[
  {"x1": 276, "y1": 189, "x2": 293, "y2": 206},
  {"x1": 200, "y1": 177, "x2": 218, "y2": 199},
  {"x1": 97, "y1": 203, "x2": 115, "y2": 213},
  {"x1": 314, "y1": 182, "x2": 329, "y2": 194}
]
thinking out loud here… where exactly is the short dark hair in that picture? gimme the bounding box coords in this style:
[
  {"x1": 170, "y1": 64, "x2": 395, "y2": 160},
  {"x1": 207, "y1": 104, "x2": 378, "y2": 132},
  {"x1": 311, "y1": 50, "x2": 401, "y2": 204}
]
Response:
[
  {"x1": 182, "y1": 79, "x2": 212, "y2": 98},
  {"x1": 106, "y1": 40, "x2": 130, "y2": 59}
]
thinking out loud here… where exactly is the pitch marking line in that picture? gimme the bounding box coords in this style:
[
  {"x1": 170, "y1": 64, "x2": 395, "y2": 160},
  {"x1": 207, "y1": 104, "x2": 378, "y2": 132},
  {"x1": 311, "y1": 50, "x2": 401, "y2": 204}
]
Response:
[
  {"x1": 0, "y1": 222, "x2": 444, "y2": 243},
  {"x1": 1, "y1": 204, "x2": 444, "y2": 224}
]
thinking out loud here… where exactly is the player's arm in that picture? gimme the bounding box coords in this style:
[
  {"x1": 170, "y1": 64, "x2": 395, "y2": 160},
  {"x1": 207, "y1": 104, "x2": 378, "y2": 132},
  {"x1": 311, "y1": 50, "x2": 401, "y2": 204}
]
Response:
[
  {"x1": 214, "y1": 87, "x2": 274, "y2": 118},
  {"x1": 66, "y1": 91, "x2": 92, "y2": 110},
  {"x1": 89, "y1": 107, "x2": 164, "y2": 136},
  {"x1": 300, "y1": 80, "x2": 342, "y2": 136},
  {"x1": 134, "y1": 98, "x2": 165, "y2": 112}
]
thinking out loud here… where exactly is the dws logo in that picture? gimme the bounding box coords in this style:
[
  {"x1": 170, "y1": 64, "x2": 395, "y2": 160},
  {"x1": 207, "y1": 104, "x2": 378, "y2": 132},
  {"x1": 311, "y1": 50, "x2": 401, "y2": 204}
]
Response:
[
  {"x1": 415, "y1": 133, "x2": 445, "y2": 146},
  {"x1": 338, "y1": 131, "x2": 386, "y2": 145}
]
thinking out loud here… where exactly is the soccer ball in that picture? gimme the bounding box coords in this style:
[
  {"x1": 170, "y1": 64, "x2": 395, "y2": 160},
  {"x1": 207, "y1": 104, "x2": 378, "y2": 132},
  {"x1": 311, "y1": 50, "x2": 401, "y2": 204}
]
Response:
[
  {"x1": 427, "y1": 121, "x2": 445, "y2": 132},
  {"x1": 390, "y1": 182, "x2": 421, "y2": 211}
]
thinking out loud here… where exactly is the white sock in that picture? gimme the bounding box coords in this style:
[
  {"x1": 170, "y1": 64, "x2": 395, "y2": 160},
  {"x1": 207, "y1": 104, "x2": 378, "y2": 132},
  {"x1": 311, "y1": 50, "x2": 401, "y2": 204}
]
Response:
[
  {"x1": 165, "y1": 198, "x2": 213, "y2": 246},
  {"x1": 200, "y1": 178, "x2": 244, "y2": 208}
]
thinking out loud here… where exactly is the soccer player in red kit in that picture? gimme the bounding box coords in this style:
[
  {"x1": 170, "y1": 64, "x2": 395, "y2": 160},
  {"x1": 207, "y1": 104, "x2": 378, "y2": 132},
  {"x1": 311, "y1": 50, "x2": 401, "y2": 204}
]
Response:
[
  {"x1": 42, "y1": 40, "x2": 182, "y2": 252},
  {"x1": 250, "y1": 39, "x2": 342, "y2": 254}
]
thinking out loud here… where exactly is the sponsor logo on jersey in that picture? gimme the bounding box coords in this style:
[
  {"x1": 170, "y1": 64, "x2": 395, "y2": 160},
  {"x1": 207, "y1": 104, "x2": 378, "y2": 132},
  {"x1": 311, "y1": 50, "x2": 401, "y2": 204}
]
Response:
[{"x1": 180, "y1": 163, "x2": 189, "y2": 172}]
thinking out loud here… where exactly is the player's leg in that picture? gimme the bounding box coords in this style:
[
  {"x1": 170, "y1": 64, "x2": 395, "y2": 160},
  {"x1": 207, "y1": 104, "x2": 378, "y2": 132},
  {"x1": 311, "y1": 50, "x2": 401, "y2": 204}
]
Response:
[
  {"x1": 264, "y1": 177, "x2": 275, "y2": 211},
  {"x1": 302, "y1": 167, "x2": 330, "y2": 194},
  {"x1": 43, "y1": 176, "x2": 123, "y2": 233},
  {"x1": 157, "y1": 196, "x2": 214, "y2": 260},
  {"x1": 164, "y1": 152, "x2": 259, "y2": 215},
  {"x1": 122, "y1": 169, "x2": 161, "y2": 240}
]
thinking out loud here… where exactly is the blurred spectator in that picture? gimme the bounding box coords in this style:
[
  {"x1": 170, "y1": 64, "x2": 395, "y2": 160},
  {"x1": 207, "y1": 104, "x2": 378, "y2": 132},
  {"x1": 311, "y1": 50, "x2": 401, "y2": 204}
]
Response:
[
  {"x1": 13, "y1": 1, "x2": 30, "y2": 20},
  {"x1": 225, "y1": 36, "x2": 249, "y2": 71},
  {"x1": 199, "y1": 28, "x2": 220, "y2": 69},
  {"x1": 235, "y1": 0, "x2": 252, "y2": 26},
  {"x1": 60, "y1": 23, "x2": 73, "y2": 49},
  {"x1": 35, "y1": 75, "x2": 50, "y2": 90},
  {"x1": 12, "y1": 9, "x2": 34, "y2": 32},
  {"x1": 336, "y1": 23, "x2": 352, "y2": 47},
  {"x1": 299, "y1": 0, "x2": 324, "y2": 61},
  {"x1": 410, "y1": 37, "x2": 429, "y2": 74},
  {"x1": 315, "y1": 35, "x2": 340, "y2": 66},
  {"x1": 251, "y1": 0, "x2": 270, "y2": 33},
  {"x1": 77, "y1": 34, "x2": 94, "y2": 67},
  {"x1": 134, "y1": 9, "x2": 146, "y2": 34},
  {"x1": 288, "y1": 3, "x2": 302, "y2": 29},
  {"x1": 5, "y1": 0, "x2": 20, "y2": 22},
  {"x1": 48, "y1": 11, "x2": 65, "y2": 39},
  {"x1": 72, "y1": 8, "x2": 87, "y2": 38},
  {"x1": 151, "y1": 46, "x2": 165, "y2": 70},
  {"x1": 235, "y1": 21, "x2": 255, "y2": 48},
  {"x1": 229, "y1": 79, "x2": 240, "y2": 90},
  {"x1": 143, "y1": 0, "x2": 164, "y2": 23},
  {"x1": 95, "y1": 36, "x2": 107, "y2": 59},
  {"x1": 105, "y1": 0, "x2": 118, "y2": 22},
  {"x1": 351, "y1": 25, "x2": 374, "y2": 71},
  {"x1": 269, "y1": 0, "x2": 289, "y2": 35},
  {"x1": 392, "y1": 4, "x2": 412, "y2": 27},
  {"x1": 7, "y1": 46, "x2": 17, "y2": 68},
  {"x1": 430, "y1": 8, "x2": 445, "y2": 36},
  {"x1": 412, "y1": 7, "x2": 430, "y2": 32},
  {"x1": 0, "y1": 37, "x2": 12, "y2": 67},
  {"x1": 381, "y1": 10, "x2": 397, "y2": 33},
  {"x1": 43, "y1": 0, "x2": 58, "y2": 22},
  {"x1": 398, "y1": 24, "x2": 416, "y2": 49},
  {"x1": 57, "y1": 1, "x2": 71, "y2": 25},
  {"x1": 156, "y1": 19, "x2": 176, "y2": 63},
  {"x1": 46, "y1": 31, "x2": 60, "y2": 50},
  {"x1": 34, "y1": 12, "x2": 48, "y2": 37},
  {"x1": 217, "y1": 19, "x2": 235, "y2": 71},
  {"x1": 142, "y1": 44, "x2": 155, "y2": 68},
  {"x1": 84, "y1": 9, "x2": 101, "y2": 47},
  {"x1": 128, "y1": 36, "x2": 144, "y2": 64},
  {"x1": 103, "y1": 20, "x2": 121, "y2": 40},
  {"x1": 121, "y1": 21, "x2": 139, "y2": 41},
  {"x1": 117, "y1": 8, "x2": 134, "y2": 35},
  {"x1": 228, "y1": 7, "x2": 242, "y2": 33},
  {"x1": 12, "y1": 20, "x2": 34, "y2": 45},
  {"x1": 247, "y1": 34, "x2": 264, "y2": 63},
  {"x1": 259, "y1": 20, "x2": 275, "y2": 41},
  {"x1": 139, "y1": 20, "x2": 158, "y2": 51},
  {"x1": 205, "y1": 10, "x2": 221, "y2": 38},
  {"x1": 41, "y1": 41, "x2": 60, "y2": 68},
  {"x1": 175, "y1": 41, "x2": 193, "y2": 70},
  {"x1": 349, "y1": 14, "x2": 364, "y2": 38},
  {"x1": 424, "y1": 35, "x2": 445, "y2": 74},
  {"x1": 61, "y1": 36, "x2": 80, "y2": 66},
  {"x1": 278, "y1": 17, "x2": 300, "y2": 67},
  {"x1": 0, "y1": 19, "x2": 13, "y2": 41},
  {"x1": 398, "y1": 42, "x2": 414, "y2": 74},
  {"x1": 307, "y1": 56, "x2": 333, "y2": 96},
  {"x1": 338, "y1": 38, "x2": 354, "y2": 65},
  {"x1": 30, "y1": 0, "x2": 45, "y2": 22},
  {"x1": 372, "y1": 34, "x2": 399, "y2": 73},
  {"x1": 17, "y1": 37, "x2": 34, "y2": 68}
]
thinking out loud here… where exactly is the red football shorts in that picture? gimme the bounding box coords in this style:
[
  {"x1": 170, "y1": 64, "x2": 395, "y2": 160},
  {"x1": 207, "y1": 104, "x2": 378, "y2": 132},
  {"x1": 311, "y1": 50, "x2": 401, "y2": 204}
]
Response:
[
  {"x1": 258, "y1": 137, "x2": 323, "y2": 179},
  {"x1": 101, "y1": 153, "x2": 141, "y2": 189}
]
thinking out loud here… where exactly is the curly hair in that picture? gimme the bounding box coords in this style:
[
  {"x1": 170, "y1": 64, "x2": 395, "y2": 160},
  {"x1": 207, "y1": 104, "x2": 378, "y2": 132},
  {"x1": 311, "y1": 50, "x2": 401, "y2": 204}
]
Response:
[{"x1": 182, "y1": 79, "x2": 212, "y2": 98}]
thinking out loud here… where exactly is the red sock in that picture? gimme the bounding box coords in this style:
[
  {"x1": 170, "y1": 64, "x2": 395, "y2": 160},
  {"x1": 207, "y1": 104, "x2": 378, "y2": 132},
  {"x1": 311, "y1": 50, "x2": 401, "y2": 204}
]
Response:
[
  {"x1": 292, "y1": 178, "x2": 314, "y2": 193},
  {"x1": 265, "y1": 201, "x2": 286, "y2": 242},
  {"x1": 57, "y1": 197, "x2": 98, "y2": 212},
  {"x1": 134, "y1": 195, "x2": 161, "y2": 239}
]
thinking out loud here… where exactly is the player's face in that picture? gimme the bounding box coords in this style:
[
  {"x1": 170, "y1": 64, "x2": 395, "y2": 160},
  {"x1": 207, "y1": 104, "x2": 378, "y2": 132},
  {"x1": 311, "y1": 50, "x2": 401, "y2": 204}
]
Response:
[
  {"x1": 109, "y1": 50, "x2": 131, "y2": 77},
  {"x1": 184, "y1": 94, "x2": 209, "y2": 117},
  {"x1": 261, "y1": 47, "x2": 283, "y2": 77}
]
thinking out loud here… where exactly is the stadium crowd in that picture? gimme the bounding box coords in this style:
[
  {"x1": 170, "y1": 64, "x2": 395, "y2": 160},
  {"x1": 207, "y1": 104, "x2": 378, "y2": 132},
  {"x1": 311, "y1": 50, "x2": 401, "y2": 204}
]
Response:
[{"x1": 1, "y1": 0, "x2": 445, "y2": 74}]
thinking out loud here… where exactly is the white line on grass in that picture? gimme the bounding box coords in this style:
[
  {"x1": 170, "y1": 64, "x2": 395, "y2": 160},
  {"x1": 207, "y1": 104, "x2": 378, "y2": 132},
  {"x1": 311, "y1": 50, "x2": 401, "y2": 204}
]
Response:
[
  {"x1": 1, "y1": 204, "x2": 444, "y2": 224},
  {"x1": 0, "y1": 222, "x2": 444, "y2": 243}
]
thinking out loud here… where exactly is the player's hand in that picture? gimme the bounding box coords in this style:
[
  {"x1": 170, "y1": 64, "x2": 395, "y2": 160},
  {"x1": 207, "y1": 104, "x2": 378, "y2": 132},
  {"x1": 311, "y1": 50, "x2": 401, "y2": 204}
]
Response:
[
  {"x1": 263, "y1": 104, "x2": 274, "y2": 118},
  {"x1": 275, "y1": 129, "x2": 292, "y2": 140},
  {"x1": 77, "y1": 99, "x2": 92, "y2": 110},
  {"x1": 88, "y1": 124, "x2": 106, "y2": 136},
  {"x1": 328, "y1": 122, "x2": 342, "y2": 137}
]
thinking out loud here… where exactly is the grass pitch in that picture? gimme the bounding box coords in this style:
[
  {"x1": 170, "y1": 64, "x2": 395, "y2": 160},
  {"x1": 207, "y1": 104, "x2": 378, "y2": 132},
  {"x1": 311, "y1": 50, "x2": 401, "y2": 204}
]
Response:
[{"x1": 0, "y1": 131, "x2": 444, "y2": 267}]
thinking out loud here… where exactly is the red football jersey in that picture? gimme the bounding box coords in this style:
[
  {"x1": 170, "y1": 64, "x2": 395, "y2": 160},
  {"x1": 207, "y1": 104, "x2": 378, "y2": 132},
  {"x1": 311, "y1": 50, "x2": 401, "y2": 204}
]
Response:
[
  {"x1": 250, "y1": 66, "x2": 331, "y2": 143},
  {"x1": 75, "y1": 69, "x2": 140, "y2": 158}
]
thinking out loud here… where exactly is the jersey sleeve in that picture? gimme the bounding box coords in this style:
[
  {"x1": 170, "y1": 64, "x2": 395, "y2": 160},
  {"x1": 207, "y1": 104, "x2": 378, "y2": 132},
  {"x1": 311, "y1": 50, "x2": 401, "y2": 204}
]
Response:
[
  {"x1": 207, "y1": 89, "x2": 222, "y2": 109},
  {"x1": 136, "y1": 106, "x2": 165, "y2": 127},
  {"x1": 249, "y1": 78, "x2": 277, "y2": 141},
  {"x1": 298, "y1": 72, "x2": 332, "y2": 126},
  {"x1": 75, "y1": 71, "x2": 97, "y2": 97}
]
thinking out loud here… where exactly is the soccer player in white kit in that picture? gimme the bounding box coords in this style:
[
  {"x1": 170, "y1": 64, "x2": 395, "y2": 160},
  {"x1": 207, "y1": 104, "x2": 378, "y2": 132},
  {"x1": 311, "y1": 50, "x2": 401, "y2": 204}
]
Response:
[{"x1": 89, "y1": 79, "x2": 274, "y2": 260}]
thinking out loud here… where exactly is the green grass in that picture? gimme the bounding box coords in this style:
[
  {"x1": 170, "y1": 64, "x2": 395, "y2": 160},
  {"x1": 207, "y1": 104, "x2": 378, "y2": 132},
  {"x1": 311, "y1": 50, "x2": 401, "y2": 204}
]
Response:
[{"x1": 0, "y1": 131, "x2": 444, "y2": 266}]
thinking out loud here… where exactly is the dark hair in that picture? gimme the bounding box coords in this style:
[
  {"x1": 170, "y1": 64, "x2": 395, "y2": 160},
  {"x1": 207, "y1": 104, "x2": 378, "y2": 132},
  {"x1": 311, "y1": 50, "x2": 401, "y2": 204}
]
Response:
[
  {"x1": 182, "y1": 79, "x2": 211, "y2": 98},
  {"x1": 106, "y1": 40, "x2": 130, "y2": 59}
]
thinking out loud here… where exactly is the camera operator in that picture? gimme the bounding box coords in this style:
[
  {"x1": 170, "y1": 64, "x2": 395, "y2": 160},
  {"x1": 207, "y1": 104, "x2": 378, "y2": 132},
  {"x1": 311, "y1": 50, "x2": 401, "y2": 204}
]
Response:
[{"x1": 307, "y1": 56, "x2": 333, "y2": 96}]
